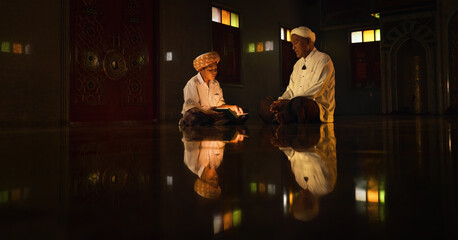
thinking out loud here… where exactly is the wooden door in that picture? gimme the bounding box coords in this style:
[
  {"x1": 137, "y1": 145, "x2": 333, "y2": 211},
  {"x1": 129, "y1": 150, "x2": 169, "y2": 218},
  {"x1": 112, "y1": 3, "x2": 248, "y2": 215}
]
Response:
[{"x1": 70, "y1": 0, "x2": 157, "y2": 122}]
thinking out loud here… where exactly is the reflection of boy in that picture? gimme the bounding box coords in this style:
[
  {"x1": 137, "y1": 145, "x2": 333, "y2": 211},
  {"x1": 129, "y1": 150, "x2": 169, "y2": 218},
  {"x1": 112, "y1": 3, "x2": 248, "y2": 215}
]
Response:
[{"x1": 183, "y1": 139, "x2": 225, "y2": 199}]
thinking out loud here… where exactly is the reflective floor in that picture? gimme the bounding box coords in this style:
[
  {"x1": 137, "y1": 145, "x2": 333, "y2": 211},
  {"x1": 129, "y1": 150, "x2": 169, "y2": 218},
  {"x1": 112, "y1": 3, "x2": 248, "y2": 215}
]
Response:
[{"x1": 1, "y1": 115, "x2": 457, "y2": 239}]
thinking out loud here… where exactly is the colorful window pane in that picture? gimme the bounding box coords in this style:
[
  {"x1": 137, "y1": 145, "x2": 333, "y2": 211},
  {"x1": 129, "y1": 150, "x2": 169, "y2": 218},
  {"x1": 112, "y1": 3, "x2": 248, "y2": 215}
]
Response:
[
  {"x1": 223, "y1": 212, "x2": 232, "y2": 230},
  {"x1": 232, "y1": 209, "x2": 242, "y2": 227},
  {"x1": 221, "y1": 10, "x2": 230, "y2": 25},
  {"x1": 248, "y1": 43, "x2": 255, "y2": 53},
  {"x1": 212, "y1": 7, "x2": 221, "y2": 23},
  {"x1": 12, "y1": 43, "x2": 22, "y2": 54},
  {"x1": 1, "y1": 41, "x2": 11, "y2": 53},
  {"x1": 286, "y1": 29, "x2": 291, "y2": 42},
  {"x1": 280, "y1": 28, "x2": 285, "y2": 40},
  {"x1": 351, "y1": 31, "x2": 363, "y2": 43},
  {"x1": 265, "y1": 41, "x2": 274, "y2": 51},
  {"x1": 25, "y1": 44, "x2": 32, "y2": 54},
  {"x1": 256, "y1": 42, "x2": 264, "y2": 52},
  {"x1": 230, "y1": 12, "x2": 239, "y2": 28},
  {"x1": 375, "y1": 29, "x2": 381, "y2": 41},
  {"x1": 213, "y1": 214, "x2": 223, "y2": 234},
  {"x1": 363, "y1": 30, "x2": 375, "y2": 42}
]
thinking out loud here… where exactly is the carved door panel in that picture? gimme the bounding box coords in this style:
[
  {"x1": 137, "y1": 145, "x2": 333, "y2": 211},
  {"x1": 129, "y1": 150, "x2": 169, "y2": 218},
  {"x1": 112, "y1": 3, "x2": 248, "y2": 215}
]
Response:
[{"x1": 70, "y1": 0, "x2": 156, "y2": 122}]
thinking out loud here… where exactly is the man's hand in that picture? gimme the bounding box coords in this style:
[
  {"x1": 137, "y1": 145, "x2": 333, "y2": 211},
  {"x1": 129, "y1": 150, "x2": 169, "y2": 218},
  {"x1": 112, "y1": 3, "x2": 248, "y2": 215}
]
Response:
[{"x1": 270, "y1": 99, "x2": 289, "y2": 113}]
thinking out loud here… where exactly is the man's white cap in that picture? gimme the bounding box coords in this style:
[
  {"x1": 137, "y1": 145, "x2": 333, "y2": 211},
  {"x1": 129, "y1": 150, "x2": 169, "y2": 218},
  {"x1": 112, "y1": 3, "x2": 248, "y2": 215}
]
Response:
[{"x1": 291, "y1": 26, "x2": 316, "y2": 42}]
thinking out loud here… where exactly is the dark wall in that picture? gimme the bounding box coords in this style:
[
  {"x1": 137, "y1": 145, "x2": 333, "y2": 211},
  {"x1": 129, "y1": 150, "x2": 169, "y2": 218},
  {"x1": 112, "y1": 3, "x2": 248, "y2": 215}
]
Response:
[{"x1": 0, "y1": 0, "x2": 65, "y2": 126}]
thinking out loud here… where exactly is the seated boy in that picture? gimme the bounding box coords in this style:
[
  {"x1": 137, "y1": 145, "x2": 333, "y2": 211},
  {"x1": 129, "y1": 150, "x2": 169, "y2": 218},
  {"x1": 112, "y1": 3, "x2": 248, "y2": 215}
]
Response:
[{"x1": 180, "y1": 51, "x2": 247, "y2": 126}]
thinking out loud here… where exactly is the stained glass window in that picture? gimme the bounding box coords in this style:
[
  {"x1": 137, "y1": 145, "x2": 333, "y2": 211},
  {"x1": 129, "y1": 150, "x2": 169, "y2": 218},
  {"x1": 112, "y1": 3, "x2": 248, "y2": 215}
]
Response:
[
  {"x1": 248, "y1": 43, "x2": 255, "y2": 53},
  {"x1": 212, "y1": 7, "x2": 221, "y2": 23},
  {"x1": 351, "y1": 31, "x2": 363, "y2": 43},
  {"x1": 265, "y1": 41, "x2": 274, "y2": 51},
  {"x1": 12, "y1": 43, "x2": 22, "y2": 54},
  {"x1": 230, "y1": 12, "x2": 239, "y2": 28},
  {"x1": 221, "y1": 10, "x2": 230, "y2": 25},
  {"x1": 256, "y1": 42, "x2": 264, "y2": 52},
  {"x1": 363, "y1": 30, "x2": 375, "y2": 42},
  {"x1": 1, "y1": 41, "x2": 11, "y2": 53}
]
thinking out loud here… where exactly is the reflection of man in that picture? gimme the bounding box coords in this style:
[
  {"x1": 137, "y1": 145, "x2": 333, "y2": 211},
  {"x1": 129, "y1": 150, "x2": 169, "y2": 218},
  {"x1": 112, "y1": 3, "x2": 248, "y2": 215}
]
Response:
[
  {"x1": 272, "y1": 123, "x2": 337, "y2": 221},
  {"x1": 181, "y1": 126, "x2": 246, "y2": 199},
  {"x1": 260, "y1": 26, "x2": 335, "y2": 124}
]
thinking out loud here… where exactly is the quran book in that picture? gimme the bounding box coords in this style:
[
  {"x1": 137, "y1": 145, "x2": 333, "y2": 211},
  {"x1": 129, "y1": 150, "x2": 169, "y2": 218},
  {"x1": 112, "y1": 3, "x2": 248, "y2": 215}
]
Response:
[{"x1": 214, "y1": 108, "x2": 248, "y2": 120}]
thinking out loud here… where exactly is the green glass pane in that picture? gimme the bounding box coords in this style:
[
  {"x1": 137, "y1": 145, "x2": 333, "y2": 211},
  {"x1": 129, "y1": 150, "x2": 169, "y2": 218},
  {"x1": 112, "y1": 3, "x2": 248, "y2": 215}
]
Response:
[
  {"x1": 1, "y1": 42, "x2": 11, "y2": 53},
  {"x1": 248, "y1": 43, "x2": 255, "y2": 53},
  {"x1": 250, "y1": 182, "x2": 257, "y2": 192},
  {"x1": 233, "y1": 209, "x2": 242, "y2": 226},
  {"x1": 0, "y1": 190, "x2": 9, "y2": 203},
  {"x1": 230, "y1": 12, "x2": 239, "y2": 28},
  {"x1": 375, "y1": 29, "x2": 381, "y2": 41}
]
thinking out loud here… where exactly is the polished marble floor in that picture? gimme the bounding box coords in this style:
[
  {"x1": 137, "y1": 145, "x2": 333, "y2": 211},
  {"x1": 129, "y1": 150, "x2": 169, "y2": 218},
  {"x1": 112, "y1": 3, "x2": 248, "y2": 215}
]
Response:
[{"x1": 0, "y1": 115, "x2": 457, "y2": 239}]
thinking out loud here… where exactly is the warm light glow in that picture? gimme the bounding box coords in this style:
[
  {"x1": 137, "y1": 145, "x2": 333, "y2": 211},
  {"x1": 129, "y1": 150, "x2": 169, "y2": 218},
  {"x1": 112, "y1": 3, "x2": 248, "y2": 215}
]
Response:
[
  {"x1": 213, "y1": 214, "x2": 223, "y2": 234},
  {"x1": 375, "y1": 29, "x2": 381, "y2": 41},
  {"x1": 363, "y1": 30, "x2": 375, "y2": 42},
  {"x1": 280, "y1": 28, "x2": 285, "y2": 40},
  {"x1": 212, "y1": 7, "x2": 221, "y2": 23},
  {"x1": 248, "y1": 43, "x2": 255, "y2": 53},
  {"x1": 289, "y1": 191, "x2": 294, "y2": 205},
  {"x1": 233, "y1": 209, "x2": 242, "y2": 227},
  {"x1": 286, "y1": 29, "x2": 291, "y2": 42},
  {"x1": 12, "y1": 43, "x2": 22, "y2": 54},
  {"x1": 250, "y1": 182, "x2": 257, "y2": 193},
  {"x1": 1, "y1": 41, "x2": 11, "y2": 53},
  {"x1": 230, "y1": 12, "x2": 239, "y2": 28},
  {"x1": 367, "y1": 189, "x2": 379, "y2": 203},
  {"x1": 221, "y1": 10, "x2": 230, "y2": 25},
  {"x1": 351, "y1": 31, "x2": 362, "y2": 43},
  {"x1": 224, "y1": 212, "x2": 232, "y2": 230},
  {"x1": 355, "y1": 187, "x2": 367, "y2": 202},
  {"x1": 265, "y1": 41, "x2": 274, "y2": 51},
  {"x1": 259, "y1": 182, "x2": 266, "y2": 193},
  {"x1": 256, "y1": 42, "x2": 264, "y2": 52}
]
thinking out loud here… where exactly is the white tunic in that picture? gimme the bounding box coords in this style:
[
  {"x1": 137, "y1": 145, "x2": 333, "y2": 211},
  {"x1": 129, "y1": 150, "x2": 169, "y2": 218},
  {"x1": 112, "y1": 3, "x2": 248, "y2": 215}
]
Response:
[
  {"x1": 181, "y1": 73, "x2": 226, "y2": 114},
  {"x1": 279, "y1": 48, "x2": 335, "y2": 122},
  {"x1": 183, "y1": 140, "x2": 225, "y2": 177}
]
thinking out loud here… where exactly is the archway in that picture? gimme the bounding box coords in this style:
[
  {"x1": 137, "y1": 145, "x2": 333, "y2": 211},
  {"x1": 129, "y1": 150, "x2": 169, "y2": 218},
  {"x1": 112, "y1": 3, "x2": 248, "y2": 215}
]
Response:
[{"x1": 395, "y1": 39, "x2": 428, "y2": 113}]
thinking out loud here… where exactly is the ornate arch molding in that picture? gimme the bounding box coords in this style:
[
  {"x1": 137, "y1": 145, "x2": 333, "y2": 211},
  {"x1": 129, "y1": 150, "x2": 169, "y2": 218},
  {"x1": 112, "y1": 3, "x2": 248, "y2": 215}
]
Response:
[{"x1": 381, "y1": 20, "x2": 437, "y2": 113}]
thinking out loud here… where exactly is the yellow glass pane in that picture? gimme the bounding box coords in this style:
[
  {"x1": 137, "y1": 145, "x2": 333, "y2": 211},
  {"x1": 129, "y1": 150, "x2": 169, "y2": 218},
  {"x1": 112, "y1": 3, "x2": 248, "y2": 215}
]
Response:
[
  {"x1": 230, "y1": 12, "x2": 239, "y2": 28},
  {"x1": 286, "y1": 29, "x2": 291, "y2": 42},
  {"x1": 221, "y1": 10, "x2": 230, "y2": 25},
  {"x1": 367, "y1": 189, "x2": 379, "y2": 203},
  {"x1": 12, "y1": 43, "x2": 22, "y2": 54},
  {"x1": 351, "y1": 31, "x2": 362, "y2": 43},
  {"x1": 256, "y1": 42, "x2": 264, "y2": 52},
  {"x1": 375, "y1": 29, "x2": 381, "y2": 41},
  {"x1": 212, "y1": 7, "x2": 221, "y2": 23},
  {"x1": 363, "y1": 30, "x2": 375, "y2": 42}
]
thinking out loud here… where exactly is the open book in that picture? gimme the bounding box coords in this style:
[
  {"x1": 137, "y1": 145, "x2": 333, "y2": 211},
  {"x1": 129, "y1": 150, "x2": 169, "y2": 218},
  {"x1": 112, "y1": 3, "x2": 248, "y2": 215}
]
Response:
[{"x1": 214, "y1": 108, "x2": 248, "y2": 121}]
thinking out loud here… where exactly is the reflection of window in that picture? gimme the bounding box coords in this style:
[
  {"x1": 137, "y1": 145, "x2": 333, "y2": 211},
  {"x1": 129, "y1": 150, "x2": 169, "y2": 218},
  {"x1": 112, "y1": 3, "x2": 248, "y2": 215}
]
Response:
[
  {"x1": 350, "y1": 28, "x2": 381, "y2": 88},
  {"x1": 212, "y1": 6, "x2": 241, "y2": 85},
  {"x1": 280, "y1": 26, "x2": 296, "y2": 89}
]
